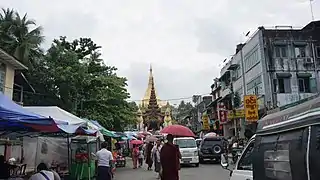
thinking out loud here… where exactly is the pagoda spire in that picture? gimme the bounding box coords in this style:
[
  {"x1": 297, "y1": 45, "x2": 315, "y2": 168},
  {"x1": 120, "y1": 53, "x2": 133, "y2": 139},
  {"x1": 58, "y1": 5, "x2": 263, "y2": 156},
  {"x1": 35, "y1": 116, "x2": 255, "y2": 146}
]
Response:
[
  {"x1": 149, "y1": 64, "x2": 152, "y2": 73},
  {"x1": 147, "y1": 73, "x2": 159, "y2": 109},
  {"x1": 143, "y1": 64, "x2": 158, "y2": 104},
  {"x1": 148, "y1": 64, "x2": 153, "y2": 87}
]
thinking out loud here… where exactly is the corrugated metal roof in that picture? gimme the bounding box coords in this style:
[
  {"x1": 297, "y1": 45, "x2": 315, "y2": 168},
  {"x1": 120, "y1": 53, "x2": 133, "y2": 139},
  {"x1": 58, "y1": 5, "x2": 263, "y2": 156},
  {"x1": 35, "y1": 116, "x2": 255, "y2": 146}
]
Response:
[{"x1": 0, "y1": 48, "x2": 27, "y2": 70}]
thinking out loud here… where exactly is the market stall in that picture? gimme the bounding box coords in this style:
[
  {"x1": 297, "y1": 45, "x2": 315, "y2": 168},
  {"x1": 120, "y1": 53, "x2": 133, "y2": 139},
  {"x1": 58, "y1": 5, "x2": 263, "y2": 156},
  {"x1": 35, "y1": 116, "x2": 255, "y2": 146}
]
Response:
[{"x1": 70, "y1": 137, "x2": 97, "y2": 180}]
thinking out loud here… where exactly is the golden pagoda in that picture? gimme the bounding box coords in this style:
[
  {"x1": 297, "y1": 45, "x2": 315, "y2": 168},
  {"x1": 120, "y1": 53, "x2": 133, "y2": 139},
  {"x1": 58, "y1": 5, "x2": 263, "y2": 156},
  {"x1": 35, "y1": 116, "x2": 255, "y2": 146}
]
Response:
[
  {"x1": 138, "y1": 65, "x2": 171, "y2": 131},
  {"x1": 140, "y1": 65, "x2": 167, "y2": 108}
]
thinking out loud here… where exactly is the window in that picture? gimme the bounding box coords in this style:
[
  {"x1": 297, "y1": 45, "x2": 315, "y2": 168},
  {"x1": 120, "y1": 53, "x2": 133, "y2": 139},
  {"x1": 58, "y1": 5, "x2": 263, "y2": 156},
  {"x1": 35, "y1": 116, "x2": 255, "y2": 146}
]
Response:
[
  {"x1": 264, "y1": 143, "x2": 292, "y2": 180},
  {"x1": 294, "y1": 46, "x2": 306, "y2": 58},
  {"x1": 310, "y1": 78, "x2": 318, "y2": 93},
  {"x1": 236, "y1": 87, "x2": 243, "y2": 96},
  {"x1": 0, "y1": 64, "x2": 5, "y2": 93},
  {"x1": 316, "y1": 46, "x2": 320, "y2": 58},
  {"x1": 247, "y1": 76, "x2": 262, "y2": 95},
  {"x1": 174, "y1": 139, "x2": 196, "y2": 148},
  {"x1": 275, "y1": 46, "x2": 288, "y2": 58},
  {"x1": 233, "y1": 65, "x2": 242, "y2": 80},
  {"x1": 237, "y1": 141, "x2": 254, "y2": 171},
  {"x1": 244, "y1": 49, "x2": 259, "y2": 72},
  {"x1": 298, "y1": 77, "x2": 311, "y2": 93},
  {"x1": 273, "y1": 78, "x2": 291, "y2": 93}
]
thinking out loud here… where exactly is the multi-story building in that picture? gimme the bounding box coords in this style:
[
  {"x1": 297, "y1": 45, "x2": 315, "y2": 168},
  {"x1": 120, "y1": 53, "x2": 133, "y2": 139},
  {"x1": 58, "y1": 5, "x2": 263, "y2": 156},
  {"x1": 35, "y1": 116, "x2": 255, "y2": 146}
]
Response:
[{"x1": 217, "y1": 20, "x2": 320, "y2": 138}]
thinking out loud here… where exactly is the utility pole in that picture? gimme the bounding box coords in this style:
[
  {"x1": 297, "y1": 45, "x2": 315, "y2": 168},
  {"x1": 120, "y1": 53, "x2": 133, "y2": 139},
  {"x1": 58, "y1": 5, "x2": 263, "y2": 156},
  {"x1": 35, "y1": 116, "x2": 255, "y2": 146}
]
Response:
[
  {"x1": 230, "y1": 71, "x2": 238, "y2": 138},
  {"x1": 309, "y1": 0, "x2": 315, "y2": 21}
]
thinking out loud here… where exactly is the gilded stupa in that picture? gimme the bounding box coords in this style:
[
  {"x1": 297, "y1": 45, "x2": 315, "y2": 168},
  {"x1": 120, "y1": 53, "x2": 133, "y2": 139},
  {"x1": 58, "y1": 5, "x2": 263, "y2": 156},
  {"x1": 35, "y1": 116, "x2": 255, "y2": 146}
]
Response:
[
  {"x1": 138, "y1": 65, "x2": 172, "y2": 131},
  {"x1": 140, "y1": 65, "x2": 167, "y2": 108}
]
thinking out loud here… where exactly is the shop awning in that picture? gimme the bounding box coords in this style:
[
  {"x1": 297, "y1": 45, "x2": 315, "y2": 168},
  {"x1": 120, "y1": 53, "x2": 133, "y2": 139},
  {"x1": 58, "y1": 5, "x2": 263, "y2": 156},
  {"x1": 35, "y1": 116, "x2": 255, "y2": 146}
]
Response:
[
  {"x1": 88, "y1": 120, "x2": 115, "y2": 137},
  {"x1": 24, "y1": 106, "x2": 97, "y2": 136},
  {"x1": 0, "y1": 93, "x2": 58, "y2": 132}
]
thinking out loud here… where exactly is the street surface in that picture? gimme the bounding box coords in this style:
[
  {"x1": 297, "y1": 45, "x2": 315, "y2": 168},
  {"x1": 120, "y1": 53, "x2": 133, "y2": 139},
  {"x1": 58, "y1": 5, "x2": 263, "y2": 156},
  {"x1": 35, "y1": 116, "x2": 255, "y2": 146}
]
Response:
[{"x1": 115, "y1": 159, "x2": 231, "y2": 180}]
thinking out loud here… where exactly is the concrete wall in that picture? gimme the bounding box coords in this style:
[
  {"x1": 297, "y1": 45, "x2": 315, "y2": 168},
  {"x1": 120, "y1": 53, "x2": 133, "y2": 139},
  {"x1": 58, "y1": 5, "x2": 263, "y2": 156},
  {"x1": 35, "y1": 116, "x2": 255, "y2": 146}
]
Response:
[
  {"x1": 4, "y1": 65, "x2": 15, "y2": 99},
  {"x1": 0, "y1": 59, "x2": 16, "y2": 99}
]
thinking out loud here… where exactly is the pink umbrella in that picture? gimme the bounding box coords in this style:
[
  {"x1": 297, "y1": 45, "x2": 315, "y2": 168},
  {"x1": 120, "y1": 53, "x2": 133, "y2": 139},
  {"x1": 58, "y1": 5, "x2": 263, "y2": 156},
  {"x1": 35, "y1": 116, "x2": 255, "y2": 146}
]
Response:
[
  {"x1": 145, "y1": 135, "x2": 159, "y2": 143},
  {"x1": 130, "y1": 139, "x2": 143, "y2": 145},
  {"x1": 138, "y1": 131, "x2": 152, "y2": 136},
  {"x1": 160, "y1": 125, "x2": 195, "y2": 137}
]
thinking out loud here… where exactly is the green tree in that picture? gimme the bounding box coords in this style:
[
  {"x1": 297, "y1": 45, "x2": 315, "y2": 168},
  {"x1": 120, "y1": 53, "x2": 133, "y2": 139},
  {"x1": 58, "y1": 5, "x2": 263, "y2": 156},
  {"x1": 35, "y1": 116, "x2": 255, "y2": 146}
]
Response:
[
  {"x1": 0, "y1": 9, "x2": 136, "y2": 131},
  {"x1": 0, "y1": 8, "x2": 43, "y2": 67},
  {"x1": 25, "y1": 37, "x2": 135, "y2": 131},
  {"x1": 176, "y1": 100, "x2": 194, "y2": 124}
]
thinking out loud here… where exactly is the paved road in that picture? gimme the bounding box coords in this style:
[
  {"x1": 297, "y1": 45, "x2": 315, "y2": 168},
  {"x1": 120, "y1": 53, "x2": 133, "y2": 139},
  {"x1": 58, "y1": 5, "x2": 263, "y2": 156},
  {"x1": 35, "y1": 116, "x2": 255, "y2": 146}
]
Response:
[{"x1": 114, "y1": 159, "x2": 231, "y2": 180}]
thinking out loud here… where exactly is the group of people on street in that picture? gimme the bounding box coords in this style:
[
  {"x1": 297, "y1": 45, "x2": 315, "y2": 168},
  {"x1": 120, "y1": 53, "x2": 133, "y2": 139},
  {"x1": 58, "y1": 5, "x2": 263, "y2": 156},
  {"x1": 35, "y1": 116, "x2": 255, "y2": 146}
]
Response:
[
  {"x1": 0, "y1": 155, "x2": 61, "y2": 180},
  {"x1": 131, "y1": 134, "x2": 181, "y2": 180}
]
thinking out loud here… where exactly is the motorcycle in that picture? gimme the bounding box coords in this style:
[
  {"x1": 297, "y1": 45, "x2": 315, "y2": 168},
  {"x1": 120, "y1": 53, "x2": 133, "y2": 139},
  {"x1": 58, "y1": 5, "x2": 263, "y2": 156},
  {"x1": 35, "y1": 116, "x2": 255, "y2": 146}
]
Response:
[{"x1": 231, "y1": 148, "x2": 243, "y2": 163}]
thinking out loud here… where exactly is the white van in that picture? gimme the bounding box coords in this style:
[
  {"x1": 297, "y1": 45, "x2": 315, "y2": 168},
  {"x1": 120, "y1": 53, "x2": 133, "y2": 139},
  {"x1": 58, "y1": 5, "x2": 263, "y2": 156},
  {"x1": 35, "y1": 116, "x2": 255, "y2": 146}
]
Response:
[{"x1": 173, "y1": 137, "x2": 199, "y2": 167}]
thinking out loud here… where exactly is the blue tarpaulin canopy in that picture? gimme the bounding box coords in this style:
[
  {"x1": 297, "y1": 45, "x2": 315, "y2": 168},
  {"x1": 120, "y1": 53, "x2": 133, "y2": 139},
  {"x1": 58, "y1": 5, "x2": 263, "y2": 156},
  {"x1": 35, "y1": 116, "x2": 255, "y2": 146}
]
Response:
[
  {"x1": 24, "y1": 106, "x2": 97, "y2": 136},
  {"x1": 0, "y1": 93, "x2": 56, "y2": 132}
]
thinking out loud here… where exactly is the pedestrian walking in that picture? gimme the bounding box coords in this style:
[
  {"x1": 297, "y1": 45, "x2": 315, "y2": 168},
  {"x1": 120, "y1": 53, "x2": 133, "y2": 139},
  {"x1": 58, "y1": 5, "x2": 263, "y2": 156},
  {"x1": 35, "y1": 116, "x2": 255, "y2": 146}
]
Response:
[
  {"x1": 132, "y1": 144, "x2": 139, "y2": 169},
  {"x1": 138, "y1": 146, "x2": 144, "y2": 167},
  {"x1": 160, "y1": 134, "x2": 180, "y2": 180},
  {"x1": 152, "y1": 139, "x2": 162, "y2": 179},
  {"x1": 95, "y1": 142, "x2": 113, "y2": 180},
  {"x1": 145, "y1": 142, "x2": 154, "y2": 170}
]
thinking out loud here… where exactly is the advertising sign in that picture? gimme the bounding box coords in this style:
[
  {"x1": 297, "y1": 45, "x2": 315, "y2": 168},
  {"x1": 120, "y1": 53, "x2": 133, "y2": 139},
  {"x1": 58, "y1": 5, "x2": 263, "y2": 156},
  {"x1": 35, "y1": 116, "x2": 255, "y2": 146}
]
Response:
[
  {"x1": 227, "y1": 109, "x2": 245, "y2": 119},
  {"x1": 219, "y1": 110, "x2": 228, "y2": 123},
  {"x1": 244, "y1": 95, "x2": 259, "y2": 122},
  {"x1": 202, "y1": 114, "x2": 210, "y2": 130},
  {"x1": 218, "y1": 102, "x2": 228, "y2": 123}
]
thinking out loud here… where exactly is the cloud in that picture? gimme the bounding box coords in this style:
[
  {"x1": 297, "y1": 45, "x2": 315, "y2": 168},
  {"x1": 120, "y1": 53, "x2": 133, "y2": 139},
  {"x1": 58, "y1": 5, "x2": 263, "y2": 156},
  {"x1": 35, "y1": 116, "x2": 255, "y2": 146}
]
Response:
[{"x1": 1, "y1": 0, "x2": 319, "y2": 104}]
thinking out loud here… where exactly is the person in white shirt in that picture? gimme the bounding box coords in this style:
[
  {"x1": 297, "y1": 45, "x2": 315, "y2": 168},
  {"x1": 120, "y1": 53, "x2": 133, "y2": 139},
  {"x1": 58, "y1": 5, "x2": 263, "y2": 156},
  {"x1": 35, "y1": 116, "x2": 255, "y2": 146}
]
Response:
[
  {"x1": 96, "y1": 142, "x2": 113, "y2": 180},
  {"x1": 29, "y1": 163, "x2": 60, "y2": 180}
]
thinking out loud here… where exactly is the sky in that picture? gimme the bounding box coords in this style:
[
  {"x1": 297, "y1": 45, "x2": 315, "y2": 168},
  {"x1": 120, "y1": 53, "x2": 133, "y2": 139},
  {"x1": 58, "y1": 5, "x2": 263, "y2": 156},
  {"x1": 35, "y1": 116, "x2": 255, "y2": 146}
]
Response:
[{"x1": 1, "y1": 0, "x2": 319, "y2": 105}]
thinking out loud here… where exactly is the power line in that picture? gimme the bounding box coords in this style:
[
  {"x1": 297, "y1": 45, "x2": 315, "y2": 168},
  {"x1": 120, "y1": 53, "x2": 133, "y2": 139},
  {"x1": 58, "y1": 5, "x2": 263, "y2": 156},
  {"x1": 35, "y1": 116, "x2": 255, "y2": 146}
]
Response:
[
  {"x1": 2, "y1": 85, "x2": 211, "y2": 103},
  {"x1": 128, "y1": 93, "x2": 211, "y2": 102}
]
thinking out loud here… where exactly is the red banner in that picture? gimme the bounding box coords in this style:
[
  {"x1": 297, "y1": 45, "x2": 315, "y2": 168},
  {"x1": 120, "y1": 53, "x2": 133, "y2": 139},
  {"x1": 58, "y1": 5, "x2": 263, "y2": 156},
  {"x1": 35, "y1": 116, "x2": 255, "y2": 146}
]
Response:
[{"x1": 218, "y1": 102, "x2": 227, "y2": 123}]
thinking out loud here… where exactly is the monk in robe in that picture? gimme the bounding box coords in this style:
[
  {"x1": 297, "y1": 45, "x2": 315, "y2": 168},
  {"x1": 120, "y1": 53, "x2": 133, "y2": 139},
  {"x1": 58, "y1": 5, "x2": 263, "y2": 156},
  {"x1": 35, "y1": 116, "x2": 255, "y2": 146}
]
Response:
[
  {"x1": 145, "y1": 142, "x2": 154, "y2": 170},
  {"x1": 160, "y1": 134, "x2": 180, "y2": 180}
]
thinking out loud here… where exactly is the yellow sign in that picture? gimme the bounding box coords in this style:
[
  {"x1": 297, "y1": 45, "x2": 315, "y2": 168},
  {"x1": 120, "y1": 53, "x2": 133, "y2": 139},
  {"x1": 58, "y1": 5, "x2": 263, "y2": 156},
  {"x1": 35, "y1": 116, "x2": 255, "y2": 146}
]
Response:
[
  {"x1": 227, "y1": 109, "x2": 245, "y2": 119},
  {"x1": 202, "y1": 114, "x2": 210, "y2": 130},
  {"x1": 244, "y1": 95, "x2": 259, "y2": 122}
]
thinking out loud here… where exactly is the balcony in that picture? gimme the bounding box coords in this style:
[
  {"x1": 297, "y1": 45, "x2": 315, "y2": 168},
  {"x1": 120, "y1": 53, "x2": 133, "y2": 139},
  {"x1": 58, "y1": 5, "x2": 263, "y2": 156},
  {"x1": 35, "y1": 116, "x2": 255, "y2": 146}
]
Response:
[{"x1": 221, "y1": 87, "x2": 232, "y2": 98}]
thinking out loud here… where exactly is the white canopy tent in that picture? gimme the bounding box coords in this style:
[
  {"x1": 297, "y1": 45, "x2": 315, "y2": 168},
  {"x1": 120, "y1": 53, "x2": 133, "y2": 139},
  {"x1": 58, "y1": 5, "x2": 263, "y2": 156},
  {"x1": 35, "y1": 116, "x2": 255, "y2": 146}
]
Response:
[
  {"x1": 24, "y1": 106, "x2": 104, "y2": 141},
  {"x1": 21, "y1": 106, "x2": 104, "y2": 171},
  {"x1": 24, "y1": 106, "x2": 85, "y2": 125}
]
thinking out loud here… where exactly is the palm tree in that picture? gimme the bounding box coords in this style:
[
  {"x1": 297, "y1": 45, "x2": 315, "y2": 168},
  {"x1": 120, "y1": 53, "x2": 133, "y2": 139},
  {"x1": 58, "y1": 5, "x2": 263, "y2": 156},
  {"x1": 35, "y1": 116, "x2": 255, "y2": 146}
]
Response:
[{"x1": 0, "y1": 8, "x2": 44, "y2": 68}]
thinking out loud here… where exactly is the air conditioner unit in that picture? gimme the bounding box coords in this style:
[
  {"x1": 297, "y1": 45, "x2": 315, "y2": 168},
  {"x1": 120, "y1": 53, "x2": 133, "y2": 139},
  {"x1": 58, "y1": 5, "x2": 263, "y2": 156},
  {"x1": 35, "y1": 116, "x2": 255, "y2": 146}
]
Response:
[{"x1": 305, "y1": 58, "x2": 313, "y2": 64}]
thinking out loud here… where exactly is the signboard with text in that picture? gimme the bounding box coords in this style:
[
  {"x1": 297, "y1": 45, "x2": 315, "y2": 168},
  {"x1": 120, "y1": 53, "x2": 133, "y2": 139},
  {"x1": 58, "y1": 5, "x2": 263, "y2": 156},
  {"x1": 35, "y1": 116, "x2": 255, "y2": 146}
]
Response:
[
  {"x1": 218, "y1": 103, "x2": 228, "y2": 123},
  {"x1": 202, "y1": 114, "x2": 210, "y2": 130},
  {"x1": 244, "y1": 95, "x2": 259, "y2": 122},
  {"x1": 219, "y1": 110, "x2": 228, "y2": 123},
  {"x1": 227, "y1": 109, "x2": 245, "y2": 119}
]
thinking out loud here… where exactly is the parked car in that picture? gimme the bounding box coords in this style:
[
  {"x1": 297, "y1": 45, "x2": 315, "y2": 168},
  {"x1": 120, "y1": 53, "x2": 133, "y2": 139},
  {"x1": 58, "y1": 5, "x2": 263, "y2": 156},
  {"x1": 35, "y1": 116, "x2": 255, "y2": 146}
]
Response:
[
  {"x1": 199, "y1": 136, "x2": 227, "y2": 163},
  {"x1": 173, "y1": 137, "x2": 199, "y2": 167}
]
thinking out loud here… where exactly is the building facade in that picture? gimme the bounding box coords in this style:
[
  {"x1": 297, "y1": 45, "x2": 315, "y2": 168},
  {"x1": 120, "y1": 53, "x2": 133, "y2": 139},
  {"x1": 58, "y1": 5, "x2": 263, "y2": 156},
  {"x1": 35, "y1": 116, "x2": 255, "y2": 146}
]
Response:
[
  {"x1": 217, "y1": 21, "x2": 320, "y2": 138},
  {"x1": 0, "y1": 48, "x2": 27, "y2": 100}
]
